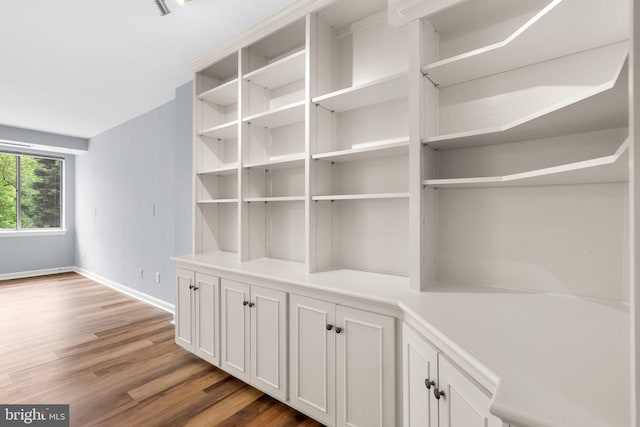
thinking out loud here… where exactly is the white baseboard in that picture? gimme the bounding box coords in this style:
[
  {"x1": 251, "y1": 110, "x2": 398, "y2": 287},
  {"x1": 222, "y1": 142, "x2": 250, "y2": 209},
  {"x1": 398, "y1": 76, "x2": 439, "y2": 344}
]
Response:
[
  {"x1": 0, "y1": 266, "x2": 75, "y2": 281},
  {"x1": 73, "y1": 267, "x2": 175, "y2": 315}
]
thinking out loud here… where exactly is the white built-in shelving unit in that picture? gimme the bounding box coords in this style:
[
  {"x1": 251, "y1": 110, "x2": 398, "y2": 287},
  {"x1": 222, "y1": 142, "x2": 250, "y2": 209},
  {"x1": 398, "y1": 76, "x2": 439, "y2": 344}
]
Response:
[
  {"x1": 184, "y1": 0, "x2": 637, "y2": 425},
  {"x1": 415, "y1": 0, "x2": 630, "y2": 302},
  {"x1": 192, "y1": 0, "x2": 633, "y2": 293},
  {"x1": 309, "y1": 0, "x2": 409, "y2": 276},
  {"x1": 193, "y1": 0, "x2": 410, "y2": 276}
]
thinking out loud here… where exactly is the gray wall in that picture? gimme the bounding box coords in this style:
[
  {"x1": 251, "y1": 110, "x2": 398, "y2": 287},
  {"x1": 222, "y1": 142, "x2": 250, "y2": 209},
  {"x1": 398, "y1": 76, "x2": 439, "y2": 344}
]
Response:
[
  {"x1": 0, "y1": 153, "x2": 76, "y2": 274},
  {"x1": 75, "y1": 83, "x2": 193, "y2": 305}
]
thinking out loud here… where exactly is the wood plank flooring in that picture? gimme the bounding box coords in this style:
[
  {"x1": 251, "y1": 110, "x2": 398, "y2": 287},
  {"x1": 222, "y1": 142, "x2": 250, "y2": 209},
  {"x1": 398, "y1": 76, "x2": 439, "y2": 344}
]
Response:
[{"x1": 0, "y1": 273, "x2": 322, "y2": 427}]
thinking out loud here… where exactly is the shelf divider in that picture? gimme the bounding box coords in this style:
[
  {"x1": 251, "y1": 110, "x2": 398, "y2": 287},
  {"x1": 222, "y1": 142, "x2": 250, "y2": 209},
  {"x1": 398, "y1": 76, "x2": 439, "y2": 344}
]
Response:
[
  {"x1": 244, "y1": 153, "x2": 306, "y2": 170},
  {"x1": 422, "y1": 0, "x2": 629, "y2": 87},
  {"x1": 313, "y1": 137, "x2": 409, "y2": 162},
  {"x1": 198, "y1": 163, "x2": 238, "y2": 176},
  {"x1": 199, "y1": 120, "x2": 239, "y2": 140},
  {"x1": 198, "y1": 198, "x2": 239, "y2": 204},
  {"x1": 243, "y1": 101, "x2": 305, "y2": 128},
  {"x1": 424, "y1": 139, "x2": 629, "y2": 189},
  {"x1": 423, "y1": 50, "x2": 628, "y2": 150},
  {"x1": 312, "y1": 72, "x2": 408, "y2": 113},
  {"x1": 312, "y1": 192, "x2": 410, "y2": 201},
  {"x1": 244, "y1": 196, "x2": 305, "y2": 202},
  {"x1": 244, "y1": 49, "x2": 306, "y2": 89},
  {"x1": 198, "y1": 78, "x2": 239, "y2": 106}
]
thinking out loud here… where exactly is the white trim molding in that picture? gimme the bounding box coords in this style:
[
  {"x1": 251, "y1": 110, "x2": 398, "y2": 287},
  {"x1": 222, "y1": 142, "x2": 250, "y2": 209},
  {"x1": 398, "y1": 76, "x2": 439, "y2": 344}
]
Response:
[
  {"x1": 0, "y1": 266, "x2": 75, "y2": 281},
  {"x1": 74, "y1": 267, "x2": 175, "y2": 315},
  {"x1": 189, "y1": 0, "x2": 335, "y2": 72}
]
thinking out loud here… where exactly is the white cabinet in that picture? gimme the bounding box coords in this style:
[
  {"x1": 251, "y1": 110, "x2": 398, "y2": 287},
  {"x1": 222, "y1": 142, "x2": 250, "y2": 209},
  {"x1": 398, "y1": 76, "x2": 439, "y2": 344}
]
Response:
[
  {"x1": 403, "y1": 324, "x2": 501, "y2": 427},
  {"x1": 220, "y1": 279, "x2": 287, "y2": 400},
  {"x1": 290, "y1": 294, "x2": 395, "y2": 427},
  {"x1": 175, "y1": 269, "x2": 220, "y2": 366}
]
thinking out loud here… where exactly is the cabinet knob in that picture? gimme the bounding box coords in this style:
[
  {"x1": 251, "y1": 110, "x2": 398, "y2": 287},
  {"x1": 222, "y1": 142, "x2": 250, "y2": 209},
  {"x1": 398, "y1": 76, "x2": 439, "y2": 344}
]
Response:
[
  {"x1": 193, "y1": 287, "x2": 199, "y2": 291},
  {"x1": 326, "y1": 324, "x2": 333, "y2": 331},
  {"x1": 248, "y1": 302, "x2": 255, "y2": 308},
  {"x1": 243, "y1": 301, "x2": 248, "y2": 306},
  {"x1": 424, "y1": 379, "x2": 434, "y2": 390},
  {"x1": 189, "y1": 285, "x2": 194, "y2": 290},
  {"x1": 335, "y1": 327, "x2": 342, "y2": 334},
  {"x1": 433, "y1": 387, "x2": 445, "y2": 400}
]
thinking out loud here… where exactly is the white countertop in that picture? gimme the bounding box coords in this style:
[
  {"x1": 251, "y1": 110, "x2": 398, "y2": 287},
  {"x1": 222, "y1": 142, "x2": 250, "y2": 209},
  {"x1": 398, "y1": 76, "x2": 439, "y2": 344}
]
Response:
[{"x1": 173, "y1": 252, "x2": 630, "y2": 427}]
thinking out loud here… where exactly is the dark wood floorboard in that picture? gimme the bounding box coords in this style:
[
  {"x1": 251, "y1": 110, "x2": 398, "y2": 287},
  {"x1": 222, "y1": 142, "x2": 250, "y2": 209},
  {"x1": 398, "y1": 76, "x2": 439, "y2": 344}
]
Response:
[{"x1": 0, "y1": 273, "x2": 323, "y2": 427}]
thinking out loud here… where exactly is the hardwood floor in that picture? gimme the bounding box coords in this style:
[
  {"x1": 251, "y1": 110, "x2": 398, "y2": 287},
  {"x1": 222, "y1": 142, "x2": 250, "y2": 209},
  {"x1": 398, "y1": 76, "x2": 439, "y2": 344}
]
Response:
[{"x1": 0, "y1": 273, "x2": 322, "y2": 427}]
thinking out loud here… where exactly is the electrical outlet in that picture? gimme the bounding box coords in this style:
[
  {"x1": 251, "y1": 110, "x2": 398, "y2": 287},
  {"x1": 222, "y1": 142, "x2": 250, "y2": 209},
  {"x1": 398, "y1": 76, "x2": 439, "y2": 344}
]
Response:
[
  {"x1": 155, "y1": 272, "x2": 161, "y2": 283},
  {"x1": 138, "y1": 268, "x2": 144, "y2": 279}
]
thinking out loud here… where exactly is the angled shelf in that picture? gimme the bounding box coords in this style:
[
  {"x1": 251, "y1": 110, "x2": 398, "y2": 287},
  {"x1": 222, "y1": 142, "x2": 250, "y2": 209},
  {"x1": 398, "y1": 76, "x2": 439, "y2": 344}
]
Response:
[
  {"x1": 422, "y1": 0, "x2": 629, "y2": 87},
  {"x1": 313, "y1": 192, "x2": 410, "y2": 201},
  {"x1": 424, "y1": 53, "x2": 628, "y2": 150},
  {"x1": 197, "y1": 198, "x2": 239, "y2": 204},
  {"x1": 198, "y1": 78, "x2": 239, "y2": 106},
  {"x1": 244, "y1": 50, "x2": 306, "y2": 89},
  {"x1": 424, "y1": 139, "x2": 629, "y2": 189},
  {"x1": 199, "y1": 120, "x2": 238, "y2": 140},
  {"x1": 244, "y1": 153, "x2": 305, "y2": 170},
  {"x1": 243, "y1": 101, "x2": 305, "y2": 128},
  {"x1": 312, "y1": 72, "x2": 408, "y2": 113},
  {"x1": 244, "y1": 196, "x2": 305, "y2": 202},
  {"x1": 313, "y1": 137, "x2": 409, "y2": 163},
  {"x1": 197, "y1": 163, "x2": 238, "y2": 176}
]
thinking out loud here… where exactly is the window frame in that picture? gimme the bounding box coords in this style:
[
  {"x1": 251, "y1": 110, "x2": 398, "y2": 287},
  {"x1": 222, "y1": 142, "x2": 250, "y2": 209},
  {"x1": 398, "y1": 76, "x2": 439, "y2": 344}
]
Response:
[{"x1": 0, "y1": 150, "x2": 65, "y2": 236}]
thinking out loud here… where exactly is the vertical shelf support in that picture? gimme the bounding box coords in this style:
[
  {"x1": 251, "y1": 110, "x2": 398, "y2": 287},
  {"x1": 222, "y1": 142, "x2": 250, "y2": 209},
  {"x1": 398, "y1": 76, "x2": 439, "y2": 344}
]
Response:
[
  {"x1": 631, "y1": 0, "x2": 640, "y2": 423},
  {"x1": 239, "y1": 49, "x2": 250, "y2": 261},
  {"x1": 409, "y1": 19, "x2": 427, "y2": 291},
  {"x1": 306, "y1": 12, "x2": 318, "y2": 272}
]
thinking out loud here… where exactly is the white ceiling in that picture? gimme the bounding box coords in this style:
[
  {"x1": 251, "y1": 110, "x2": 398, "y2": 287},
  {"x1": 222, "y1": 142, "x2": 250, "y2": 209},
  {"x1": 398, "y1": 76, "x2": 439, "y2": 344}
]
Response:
[{"x1": 0, "y1": 0, "x2": 298, "y2": 138}]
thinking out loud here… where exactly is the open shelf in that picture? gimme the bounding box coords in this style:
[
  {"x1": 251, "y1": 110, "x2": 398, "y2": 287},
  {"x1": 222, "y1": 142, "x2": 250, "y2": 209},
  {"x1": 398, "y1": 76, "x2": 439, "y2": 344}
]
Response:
[
  {"x1": 198, "y1": 78, "x2": 238, "y2": 106},
  {"x1": 422, "y1": 0, "x2": 629, "y2": 87},
  {"x1": 313, "y1": 192, "x2": 409, "y2": 201},
  {"x1": 312, "y1": 72, "x2": 408, "y2": 113},
  {"x1": 243, "y1": 101, "x2": 305, "y2": 128},
  {"x1": 424, "y1": 50, "x2": 628, "y2": 150},
  {"x1": 313, "y1": 137, "x2": 409, "y2": 163},
  {"x1": 244, "y1": 49, "x2": 306, "y2": 89},
  {"x1": 197, "y1": 198, "x2": 239, "y2": 204},
  {"x1": 199, "y1": 120, "x2": 238, "y2": 139},
  {"x1": 425, "y1": 139, "x2": 629, "y2": 189},
  {"x1": 244, "y1": 196, "x2": 305, "y2": 203},
  {"x1": 244, "y1": 153, "x2": 305, "y2": 170},
  {"x1": 198, "y1": 163, "x2": 238, "y2": 176}
]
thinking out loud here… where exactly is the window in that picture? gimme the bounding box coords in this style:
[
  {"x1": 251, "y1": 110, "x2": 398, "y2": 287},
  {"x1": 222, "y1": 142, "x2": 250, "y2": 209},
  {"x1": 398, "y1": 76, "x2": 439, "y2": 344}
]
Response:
[{"x1": 0, "y1": 152, "x2": 63, "y2": 231}]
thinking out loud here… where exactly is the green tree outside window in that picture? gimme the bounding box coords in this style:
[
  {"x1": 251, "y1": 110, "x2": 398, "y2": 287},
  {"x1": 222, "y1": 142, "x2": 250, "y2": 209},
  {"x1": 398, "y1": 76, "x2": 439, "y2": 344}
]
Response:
[{"x1": 0, "y1": 152, "x2": 62, "y2": 230}]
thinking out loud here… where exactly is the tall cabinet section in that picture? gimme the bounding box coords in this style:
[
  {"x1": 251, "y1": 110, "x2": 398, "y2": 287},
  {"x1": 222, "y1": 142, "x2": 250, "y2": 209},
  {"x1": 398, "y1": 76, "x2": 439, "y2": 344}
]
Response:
[
  {"x1": 414, "y1": 0, "x2": 631, "y2": 301},
  {"x1": 310, "y1": 0, "x2": 410, "y2": 276}
]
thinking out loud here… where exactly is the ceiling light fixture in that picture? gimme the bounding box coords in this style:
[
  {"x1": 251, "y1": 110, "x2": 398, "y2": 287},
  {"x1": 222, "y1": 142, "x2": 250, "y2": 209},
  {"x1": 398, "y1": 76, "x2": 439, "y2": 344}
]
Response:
[
  {"x1": 175, "y1": 0, "x2": 192, "y2": 5},
  {"x1": 154, "y1": 0, "x2": 171, "y2": 16}
]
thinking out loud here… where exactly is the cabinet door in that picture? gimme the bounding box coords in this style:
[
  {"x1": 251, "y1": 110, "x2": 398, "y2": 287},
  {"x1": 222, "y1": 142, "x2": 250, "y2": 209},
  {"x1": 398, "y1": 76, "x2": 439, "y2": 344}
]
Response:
[
  {"x1": 194, "y1": 273, "x2": 220, "y2": 366},
  {"x1": 221, "y1": 279, "x2": 251, "y2": 382},
  {"x1": 403, "y1": 324, "x2": 439, "y2": 427},
  {"x1": 438, "y1": 356, "x2": 502, "y2": 427},
  {"x1": 250, "y1": 285, "x2": 287, "y2": 400},
  {"x1": 175, "y1": 269, "x2": 195, "y2": 352},
  {"x1": 289, "y1": 294, "x2": 336, "y2": 426},
  {"x1": 336, "y1": 306, "x2": 396, "y2": 427}
]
